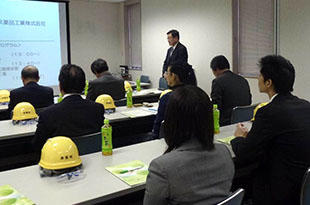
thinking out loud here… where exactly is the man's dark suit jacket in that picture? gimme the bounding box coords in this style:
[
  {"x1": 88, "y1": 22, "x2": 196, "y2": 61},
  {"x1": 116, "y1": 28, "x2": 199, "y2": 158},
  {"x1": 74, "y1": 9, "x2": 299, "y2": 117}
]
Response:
[
  {"x1": 162, "y1": 42, "x2": 188, "y2": 75},
  {"x1": 7, "y1": 82, "x2": 54, "y2": 118},
  {"x1": 32, "y1": 95, "x2": 104, "y2": 151},
  {"x1": 86, "y1": 72, "x2": 125, "y2": 101},
  {"x1": 211, "y1": 70, "x2": 251, "y2": 126},
  {"x1": 231, "y1": 93, "x2": 310, "y2": 205}
]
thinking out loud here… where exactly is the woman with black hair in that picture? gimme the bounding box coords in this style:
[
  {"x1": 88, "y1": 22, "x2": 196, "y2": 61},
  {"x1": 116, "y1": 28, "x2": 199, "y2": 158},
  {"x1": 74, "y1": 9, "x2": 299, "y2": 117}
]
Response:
[
  {"x1": 152, "y1": 63, "x2": 197, "y2": 138},
  {"x1": 144, "y1": 85, "x2": 234, "y2": 205}
]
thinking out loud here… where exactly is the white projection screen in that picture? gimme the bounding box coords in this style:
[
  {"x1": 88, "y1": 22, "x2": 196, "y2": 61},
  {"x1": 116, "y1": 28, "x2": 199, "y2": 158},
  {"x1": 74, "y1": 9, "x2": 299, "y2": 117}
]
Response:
[{"x1": 0, "y1": 0, "x2": 70, "y2": 93}]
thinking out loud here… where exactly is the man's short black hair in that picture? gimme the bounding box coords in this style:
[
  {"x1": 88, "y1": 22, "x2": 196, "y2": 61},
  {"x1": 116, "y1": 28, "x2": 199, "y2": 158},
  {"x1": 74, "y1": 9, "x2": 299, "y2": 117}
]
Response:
[
  {"x1": 167, "y1": 29, "x2": 180, "y2": 39},
  {"x1": 21, "y1": 65, "x2": 39, "y2": 80},
  {"x1": 59, "y1": 64, "x2": 86, "y2": 94},
  {"x1": 210, "y1": 55, "x2": 230, "y2": 70},
  {"x1": 169, "y1": 63, "x2": 197, "y2": 86},
  {"x1": 91, "y1": 59, "x2": 109, "y2": 74},
  {"x1": 259, "y1": 55, "x2": 295, "y2": 94}
]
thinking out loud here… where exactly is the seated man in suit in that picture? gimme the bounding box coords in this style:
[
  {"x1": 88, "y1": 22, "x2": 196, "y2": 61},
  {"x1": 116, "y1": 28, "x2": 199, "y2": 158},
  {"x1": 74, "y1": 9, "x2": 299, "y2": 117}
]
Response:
[
  {"x1": 162, "y1": 29, "x2": 188, "y2": 76},
  {"x1": 86, "y1": 59, "x2": 125, "y2": 101},
  {"x1": 210, "y1": 55, "x2": 251, "y2": 126},
  {"x1": 7, "y1": 65, "x2": 54, "y2": 118},
  {"x1": 231, "y1": 55, "x2": 310, "y2": 205},
  {"x1": 33, "y1": 64, "x2": 104, "y2": 151}
]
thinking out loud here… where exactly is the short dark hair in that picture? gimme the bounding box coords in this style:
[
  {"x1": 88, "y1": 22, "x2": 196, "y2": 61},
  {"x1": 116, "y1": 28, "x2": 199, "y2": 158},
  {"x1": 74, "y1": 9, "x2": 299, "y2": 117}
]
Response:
[
  {"x1": 21, "y1": 65, "x2": 39, "y2": 80},
  {"x1": 167, "y1": 29, "x2": 179, "y2": 39},
  {"x1": 169, "y1": 63, "x2": 197, "y2": 86},
  {"x1": 259, "y1": 55, "x2": 295, "y2": 94},
  {"x1": 58, "y1": 64, "x2": 86, "y2": 94},
  {"x1": 210, "y1": 55, "x2": 230, "y2": 70},
  {"x1": 164, "y1": 85, "x2": 214, "y2": 153},
  {"x1": 91, "y1": 59, "x2": 109, "y2": 74}
]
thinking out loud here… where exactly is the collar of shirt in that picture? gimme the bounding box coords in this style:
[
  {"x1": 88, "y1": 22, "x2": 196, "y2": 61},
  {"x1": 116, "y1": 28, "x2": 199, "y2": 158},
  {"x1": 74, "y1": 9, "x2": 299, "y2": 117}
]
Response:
[
  {"x1": 269, "y1": 93, "x2": 278, "y2": 102},
  {"x1": 62, "y1": 93, "x2": 81, "y2": 100},
  {"x1": 172, "y1": 42, "x2": 179, "y2": 50}
]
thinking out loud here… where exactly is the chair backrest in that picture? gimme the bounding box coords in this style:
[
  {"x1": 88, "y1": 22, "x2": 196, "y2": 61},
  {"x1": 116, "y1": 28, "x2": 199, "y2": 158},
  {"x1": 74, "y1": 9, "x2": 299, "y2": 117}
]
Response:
[
  {"x1": 231, "y1": 103, "x2": 259, "y2": 124},
  {"x1": 300, "y1": 167, "x2": 310, "y2": 205},
  {"x1": 159, "y1": 77, "x2": 168, "y2": 90},
  {"x1": 217, "y1": 188, "x2": 245, "y2": 205},
  {"x1": 114, "y1": 98, "x2": 127, "y2": 106},
  {"x1": 140, "y1": 75, "x2": 150, "y2": 83},
  {"x1": 71, "y1": 132, "x2": 101, "y2": 156}
]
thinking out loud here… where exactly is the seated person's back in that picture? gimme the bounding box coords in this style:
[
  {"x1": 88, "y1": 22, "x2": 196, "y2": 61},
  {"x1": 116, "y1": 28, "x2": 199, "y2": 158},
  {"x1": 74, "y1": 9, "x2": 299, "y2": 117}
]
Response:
[
  {"x1": 152, "y1": 63, "x2": 197, "y2": 138},
  {"x1": 86, "y1": 58, "x2": 125, "y2": 101},
  {"x1": 7, "y1": 65, "x2": 54, "y2": 118},
  {"x1": 210, "y1": 55, "x2": 251, "y2": 126},
  {"x1": 231, "y1": 55, "x2": 310, "y2": 205},
  {"x1": 145, "y1": 85, "x2": 234, "y2": 205},
  {"x1": 33, "y1": 64, "x2": 104, "y2": 151}
]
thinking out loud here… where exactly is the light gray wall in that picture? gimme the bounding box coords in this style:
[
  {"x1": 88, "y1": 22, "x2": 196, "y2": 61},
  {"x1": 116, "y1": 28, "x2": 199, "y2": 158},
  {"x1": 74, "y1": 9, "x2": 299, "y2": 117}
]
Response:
[
  {"x1": 140, "y1": 0, "x2": 232, "y2": 95},
  {"x1": 69, "y1": 0, "x2": 125, "y2": 81},
  {"x1": 279, "y1": 0, "x2": 310, "y2": 100}
]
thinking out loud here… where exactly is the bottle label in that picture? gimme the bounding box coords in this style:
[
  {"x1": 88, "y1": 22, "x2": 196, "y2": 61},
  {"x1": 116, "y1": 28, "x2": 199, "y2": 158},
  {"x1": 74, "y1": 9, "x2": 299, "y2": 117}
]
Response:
[
  {"x1": 102, "y1": 126, "x2": 112, "y2": 155},
  {"x1": 127, "y1": 90, "x2": 133, "y2": 107}
]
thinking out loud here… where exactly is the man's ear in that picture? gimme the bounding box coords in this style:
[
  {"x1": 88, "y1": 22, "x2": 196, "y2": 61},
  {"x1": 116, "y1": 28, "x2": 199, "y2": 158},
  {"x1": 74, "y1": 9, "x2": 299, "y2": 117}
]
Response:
[{"x1": 265, "y1": 79, "x2": 273, "y2": 88}]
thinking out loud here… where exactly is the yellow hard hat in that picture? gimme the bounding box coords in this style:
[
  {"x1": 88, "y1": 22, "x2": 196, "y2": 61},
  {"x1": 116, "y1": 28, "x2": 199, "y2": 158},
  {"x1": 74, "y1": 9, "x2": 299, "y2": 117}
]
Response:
[
  {"x1": 251, "y1": 102, "x2": 269, "y2": 121},
  {"x1": 124, "y1": 81, "x2": 132, "y2": 92},
  {"x1": 12, "y1": 102, "x2": 38, "y2": 121},
  {"x1": 159, "y1": 89, "x2": 172, "y2": 99},
  {"x1": 39, "y1": 136, "x2": 82, "y2": 170},
  {"x1": 0, "y1": 90, "x2": 10, "y2": 103},
  {"x1": 95, "y1": 94, "x2": 116, "y2": 110}
]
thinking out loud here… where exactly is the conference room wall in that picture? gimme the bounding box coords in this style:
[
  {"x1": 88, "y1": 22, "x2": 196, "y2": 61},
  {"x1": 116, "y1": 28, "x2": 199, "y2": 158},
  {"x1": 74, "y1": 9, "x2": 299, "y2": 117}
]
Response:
[
  {"x1": 69, "y1": 0, "x2": 125, "y2": 81},
  {"x1": 279, "y1": 0, "x2": 310, "y2": 101},
  {"x1": 140, "y1": 0, "x2": 232, "y2": 96}
]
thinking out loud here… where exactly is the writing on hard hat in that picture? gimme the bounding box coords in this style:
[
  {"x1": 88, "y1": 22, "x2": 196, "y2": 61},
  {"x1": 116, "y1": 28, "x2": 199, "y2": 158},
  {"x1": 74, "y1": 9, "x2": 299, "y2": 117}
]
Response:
[
  {"x1": 39, "y1": 136, "x2": 82, "y2": 170},
  {"x1": 12, "y1": 102, "x2": 38, "y2": 121},
  {"x1": 95, "y1": 94, "x2": 116, "y2": 112}
]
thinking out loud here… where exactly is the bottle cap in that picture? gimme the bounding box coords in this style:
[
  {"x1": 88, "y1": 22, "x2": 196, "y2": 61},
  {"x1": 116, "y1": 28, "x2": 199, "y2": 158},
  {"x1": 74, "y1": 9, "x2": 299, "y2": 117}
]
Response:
[
  {"x1": 104, "y1": 119, "x2": 109, "y2": 124},
  {"x1": 213, "y1": 104, "x2": 218, "y2": 109}
]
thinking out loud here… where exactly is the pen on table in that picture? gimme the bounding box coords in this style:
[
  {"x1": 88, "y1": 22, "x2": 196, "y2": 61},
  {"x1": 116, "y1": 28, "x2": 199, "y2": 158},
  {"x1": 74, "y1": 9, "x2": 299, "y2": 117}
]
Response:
[{"x1": 119, "y1": 166, "x2": 144, "y2": 174}]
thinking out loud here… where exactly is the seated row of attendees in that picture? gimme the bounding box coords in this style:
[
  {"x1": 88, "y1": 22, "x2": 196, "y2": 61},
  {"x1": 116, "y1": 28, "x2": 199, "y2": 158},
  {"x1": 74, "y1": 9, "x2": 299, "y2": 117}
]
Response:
[
  {"x1": 4, "y1": 58, "x2": 124, "y2": 120},
  {"x1": 153, "y1": 56, "x2": 252, "y2": 138},
  {"x1": 148, "y1": 55, "x2": 310, "y2": 205}
]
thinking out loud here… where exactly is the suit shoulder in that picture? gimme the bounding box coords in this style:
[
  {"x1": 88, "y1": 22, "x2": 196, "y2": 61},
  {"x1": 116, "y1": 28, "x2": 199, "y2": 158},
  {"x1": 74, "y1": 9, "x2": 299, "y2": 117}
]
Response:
[{"x1": 10, "y1": 86, "x2": 25, "y2": 95}]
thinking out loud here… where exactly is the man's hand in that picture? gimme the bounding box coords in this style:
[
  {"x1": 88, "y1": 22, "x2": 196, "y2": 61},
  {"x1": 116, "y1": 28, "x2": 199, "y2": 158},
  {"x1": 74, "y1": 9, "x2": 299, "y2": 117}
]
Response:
[{"x1": 234, "y1": 123, "x2": 248, "y2": 137}]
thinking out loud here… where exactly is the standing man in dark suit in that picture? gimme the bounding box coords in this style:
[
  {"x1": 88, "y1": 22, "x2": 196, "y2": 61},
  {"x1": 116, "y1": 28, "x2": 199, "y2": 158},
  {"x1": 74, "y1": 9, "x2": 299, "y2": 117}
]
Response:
[
  {"x1": 33, "y1": 64, "x2": 104, "y2": 151},
  {"x1": 86, "y1": 59, "x2": 125, "y2": 101},
  {"x1": 210, "y1": 55, "x2": 251, "y2": 126},
  {"x1": 7, "y1": 65, "x2": 54, "y2": 118},
  {"x1": 231, "y1": 55, "x2": 310, "y2": 205},
  {"x1": 162, "y1": 29, "x2": 188, "y2": 76}
]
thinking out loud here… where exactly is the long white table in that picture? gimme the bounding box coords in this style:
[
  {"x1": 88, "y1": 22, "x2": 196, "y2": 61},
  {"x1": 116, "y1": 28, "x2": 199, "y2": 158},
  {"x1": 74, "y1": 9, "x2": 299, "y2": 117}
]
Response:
[
  {"x1": 0, "y1": 103, "x2": 158, "y2": 141},
  {"x1": 0, "y1": 123, "x2": 239, "y2": 205}
]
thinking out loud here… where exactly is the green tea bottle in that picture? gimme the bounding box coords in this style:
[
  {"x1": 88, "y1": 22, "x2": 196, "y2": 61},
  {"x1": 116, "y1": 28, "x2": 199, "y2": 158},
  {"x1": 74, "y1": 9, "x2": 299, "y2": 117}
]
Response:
[
  {"x1": 102, "y1": 119, "x2": 112, "y2": 156},
  {"x1": 213, "y1": 104, "x2": 220, "y2": 134}
]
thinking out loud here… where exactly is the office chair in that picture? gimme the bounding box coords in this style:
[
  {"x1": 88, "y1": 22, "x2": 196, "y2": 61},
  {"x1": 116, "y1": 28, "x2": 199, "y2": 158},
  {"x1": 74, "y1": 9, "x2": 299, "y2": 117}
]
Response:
[
  {"x1": 217, "y1": 188, "x2": 245, "y2": 205},
  {"x1": 230, "y1": 103, "x2": 259, "y2": 124},
  {"x1": 140, "y1": 75, "x2": 150, "y2": 83},
  {"x1": 300, "y1": 167, "x2": 310, "y2": 205},
  {"x1": 71, "y1": 132, "x2": 102, "y2": 155},
  {"x1": 159, "y1": 77, "x2": 168, "y2": 90}
]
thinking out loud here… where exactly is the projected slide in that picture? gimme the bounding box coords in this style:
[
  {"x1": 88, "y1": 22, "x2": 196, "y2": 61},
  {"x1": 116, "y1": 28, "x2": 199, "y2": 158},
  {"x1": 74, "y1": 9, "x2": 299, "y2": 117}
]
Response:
[{"x1": 0, "y1": 0, "x2": 66, "y2": 90}]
